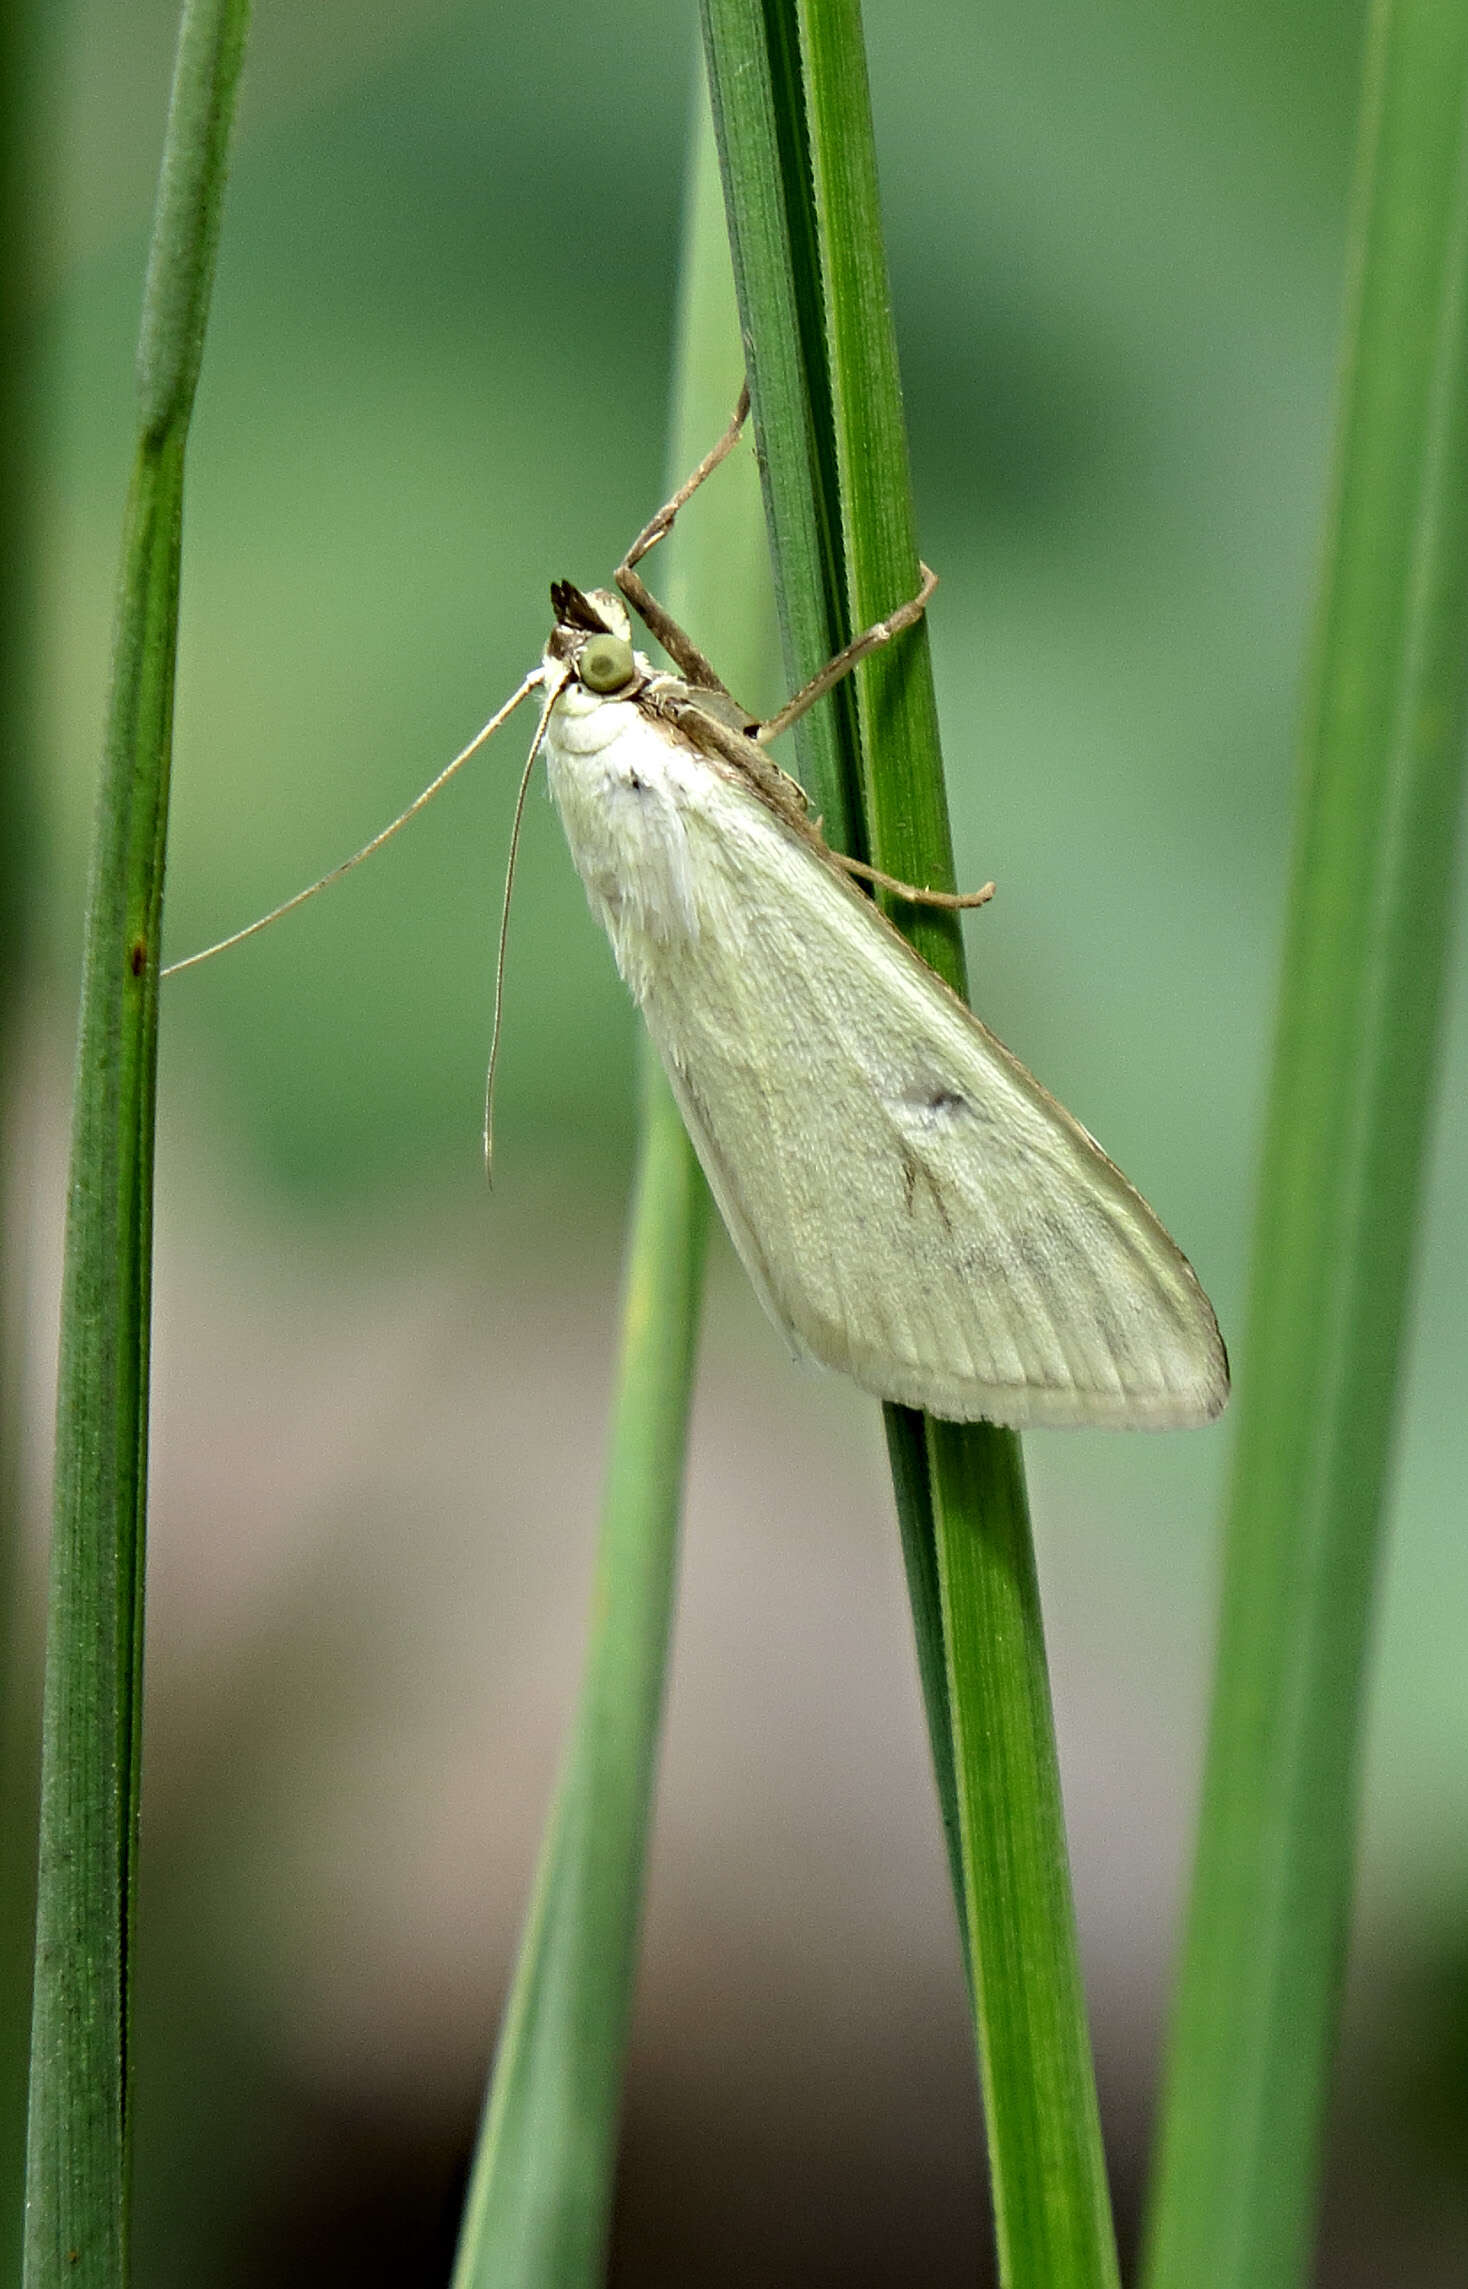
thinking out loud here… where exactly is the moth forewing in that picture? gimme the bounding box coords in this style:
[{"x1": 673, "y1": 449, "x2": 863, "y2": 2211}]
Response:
[{"x1": 541, "y1": 589, "x2": 1228, "y2": 1431}]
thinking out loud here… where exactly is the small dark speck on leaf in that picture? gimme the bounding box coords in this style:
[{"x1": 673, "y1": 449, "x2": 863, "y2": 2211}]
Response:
[{"x1": 129, "y1": 939, "x2": 147, "y2": 976}]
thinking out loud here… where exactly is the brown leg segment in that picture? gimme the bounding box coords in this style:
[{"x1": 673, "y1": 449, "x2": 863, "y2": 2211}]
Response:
[
  {"x1": 614, "y1": 384, "x2": 751, "y2": 692},
  {"x1": 755, "y1": 565, "x2": 939, "y2": 745}
]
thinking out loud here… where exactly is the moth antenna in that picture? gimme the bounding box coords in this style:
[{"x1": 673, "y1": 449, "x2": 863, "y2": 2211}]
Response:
[
  {"x1": 162, "y1": 669, "x2": 546, "y2": 978},
  {"x1": 483, "y1": 669, "x2": 566, "y2": 1183}
]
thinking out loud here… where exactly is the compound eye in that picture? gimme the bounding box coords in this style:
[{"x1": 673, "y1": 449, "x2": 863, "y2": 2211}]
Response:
[{"x1": 579, "y1": 633, "x2": 635, "y2": 693}]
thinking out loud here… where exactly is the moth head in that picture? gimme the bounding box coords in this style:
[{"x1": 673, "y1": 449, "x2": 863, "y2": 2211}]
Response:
[{"x1": 547, "y1": 580, "x2": 638, "y2": 694}]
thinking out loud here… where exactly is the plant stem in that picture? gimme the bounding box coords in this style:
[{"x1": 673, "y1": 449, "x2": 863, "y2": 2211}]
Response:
[
  {"x1": 1144, "y1": 4, "x2": 1468, "y2": 2283},
  {"x1": 449, "y1": 85, "x2": 777, "y2": 2288},
  {"x1": 0, "y1": 0, "x2": 43, "y2": 2276},
  {"x1": 702, "y1": 3, "x2": 1121, "y2": 2279},
  {"x1": 25, "y1": 7, "x2": 250, "y2": 2284},
  {"x1": 450, "y1": 1042, "x2": 707, "y2": 2289}
]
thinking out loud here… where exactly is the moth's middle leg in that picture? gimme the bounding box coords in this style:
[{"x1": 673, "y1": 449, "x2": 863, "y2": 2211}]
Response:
[{"x1": 756, "y1": 565, "x2": 939, "y2": 746}]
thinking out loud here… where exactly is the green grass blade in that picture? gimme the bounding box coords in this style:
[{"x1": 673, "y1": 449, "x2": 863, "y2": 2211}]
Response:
[
  {"x1": 697, "y1": 12, "x2": 966, "y2": 1896},
  {"x1": 1144, "y1": 7, "x2": 1468, "y2": 2286},
  {"x1": 879, "y1": 1410, "x2": 969, "y2": 1985},
  {"x1": 0, "y1": 3, "x2": 43, "y2": 2279},
  {"x1": 449, "y1": 90, "x2": 777, "y2": 2289},
  {"x1": 926, "y1": 1422, "x2": 1120, "y2": 2274},
  {"x1": 450, "y1": 1046, "x2": 707, "y2": 2289},
  {"x1": 702, "y1": 4, "x2": 1122, "y2": 2280},
  {"x1": 25, "y1": 7, "x2": 249, "y2": 2285},
  {"x1": 698, "y1": 0, "x2": 861, "y2": 850}
]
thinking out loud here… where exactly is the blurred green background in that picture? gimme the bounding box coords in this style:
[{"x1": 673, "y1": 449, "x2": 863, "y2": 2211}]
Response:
[{"x1": 8, "y1": 0, "x2": 1468, "y2": 2280}]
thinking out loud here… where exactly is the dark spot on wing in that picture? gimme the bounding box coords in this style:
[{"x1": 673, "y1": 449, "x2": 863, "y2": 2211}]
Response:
[{"x1": 899, "y1": 1078, "x2": 971, "y2": 1123}]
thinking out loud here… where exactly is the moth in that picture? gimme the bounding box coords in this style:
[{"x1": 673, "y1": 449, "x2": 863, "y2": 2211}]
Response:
[
  {"x1": 171, "y1": 391, "x2": 1228, "y2": 1430},
  {"x1": 538, "y1": 397, "x2": 1225, "y2": 1429}
]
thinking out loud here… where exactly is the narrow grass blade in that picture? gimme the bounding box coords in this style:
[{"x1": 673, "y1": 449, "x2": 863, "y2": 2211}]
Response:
[
  {"x1": 698, "y1": 0, "x2": 862, "y2": 850},
  {"x1": 449, "y1": 91, "x2": 777, "y2": 2289},
  {"x1": 1144, "y1": 8, "x2": 1468, "y2": 2286},
  {"x1": 702, "y1": 4, "x2": 1122, "y2": 2280},
  {"x1": 0, "y1": 4, "x2": 44, "y2": 2278},
  {"x1": 450, "y1": 1043, "x2": 707, "y2": 2289},
  {"x1": 25, "y1": 7, "x2": 250, "y2": 2285}
]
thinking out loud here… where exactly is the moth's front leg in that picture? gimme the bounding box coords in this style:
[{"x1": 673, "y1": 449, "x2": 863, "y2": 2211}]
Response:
[{"x1": 614, "y1": 386, "x2": 751, "y2": 694}]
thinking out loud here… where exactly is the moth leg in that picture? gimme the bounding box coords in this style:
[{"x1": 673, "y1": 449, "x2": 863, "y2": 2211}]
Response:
[
  {"x1": 615, "y1": 384, "x2": 752, "y2": 694},
  {"x1": 831, "y1": 851, "x2": 996, "y2": 911},
  {"x1": 654, "y1": 689, "x2": 814, "y2": 834},
  {"x1": 755, "y1": 565, "x2": 938, "y2": 746}
]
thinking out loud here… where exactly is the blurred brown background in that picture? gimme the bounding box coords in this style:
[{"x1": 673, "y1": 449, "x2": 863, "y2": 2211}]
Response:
[{"x1": 6, "y1": 0, "x2": 1468, "y2": 2279}]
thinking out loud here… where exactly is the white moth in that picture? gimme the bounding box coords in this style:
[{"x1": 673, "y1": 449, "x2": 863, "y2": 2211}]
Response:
[
  {"x1": 531, "y1": 398, "x2": 1228, "y2": 1431},
  {"x1": 169, "y1": 393, "x2": 1228, "y2": 1431},
  {"x1": 540, "y1": 591, "x2": 1226, "y2": 1431}
]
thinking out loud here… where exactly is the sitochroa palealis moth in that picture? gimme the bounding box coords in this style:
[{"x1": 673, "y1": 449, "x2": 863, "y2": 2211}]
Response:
[
  {"x1": 170, "y1": 394, "x2": 1228, "y2": 1430},
  {"x1": 540, "y1": 396, "x2": 1225, "y2": 1429}
]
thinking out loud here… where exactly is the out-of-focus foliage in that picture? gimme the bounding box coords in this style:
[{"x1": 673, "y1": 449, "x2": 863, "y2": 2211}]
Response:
[
  {"x1": 16, "y1": 0, "x2": 1468, "y2": 2281},
  {"x1": 41, "y1": 0, "x2": 1369, "y2": 1221}
]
